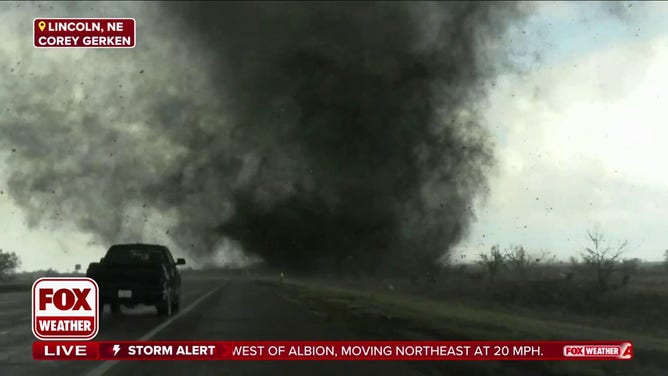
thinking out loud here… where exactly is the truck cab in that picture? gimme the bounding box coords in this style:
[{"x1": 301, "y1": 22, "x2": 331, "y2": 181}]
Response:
[{"x1": 86, "y1": 244, "x2": 185, "y2": 317}]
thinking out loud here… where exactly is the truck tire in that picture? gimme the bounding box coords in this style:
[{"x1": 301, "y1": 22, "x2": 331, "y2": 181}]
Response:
[
  {"x1": 171, "y1": 294, "x2": 180, "y2": 314},
  {"x1": 110, "y1": 302, "x2": 121, "y2": 316}
]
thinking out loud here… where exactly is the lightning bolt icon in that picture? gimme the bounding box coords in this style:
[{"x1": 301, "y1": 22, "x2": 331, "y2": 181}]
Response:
[{"x1": 112, "y1": 344, "x2": 121, "y2": 356}]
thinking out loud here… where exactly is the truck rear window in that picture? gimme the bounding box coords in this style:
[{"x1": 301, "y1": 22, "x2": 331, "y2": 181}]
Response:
[{"x1": 104, "y1": 247, "x2": 166, "y2": 264}]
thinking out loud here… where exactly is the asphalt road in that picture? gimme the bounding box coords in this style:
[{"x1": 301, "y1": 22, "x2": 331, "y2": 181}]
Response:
[{"x1": 0, "y1": 274, "x2": 433, "y2": 376}]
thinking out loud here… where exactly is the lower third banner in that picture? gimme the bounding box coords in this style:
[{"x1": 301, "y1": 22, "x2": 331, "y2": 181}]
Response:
[{"x1": 32, "y1": 340, "x2": 633, "y2": 361}]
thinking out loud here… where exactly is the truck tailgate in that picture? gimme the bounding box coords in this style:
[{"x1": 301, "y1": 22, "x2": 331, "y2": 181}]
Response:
[{"x1": 93, "y1": 264, "x2": 164, "y2": 289}]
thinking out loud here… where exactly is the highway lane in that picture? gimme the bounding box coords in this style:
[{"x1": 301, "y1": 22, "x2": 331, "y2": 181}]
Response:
[
  {"x1": 98, "y1": 279, "x2": 428, "y2": 376},
  {"x1": 0, "y1": 276, "x2": 436, "y2": 376},
  {"x1": 0, "y1": 290, "x2": 32, "y2": 364}
]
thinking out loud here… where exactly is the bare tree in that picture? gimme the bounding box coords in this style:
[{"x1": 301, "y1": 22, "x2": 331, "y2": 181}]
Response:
[
  {"x1": 580, "y1": 230, "x2": 627, "y2": 291},
  {"x1": 504, "y1": 245, "x2": 556, "y2": 278},
  {"x1": 478, "y1": 245, "x2": 506, "y2": 280},
  {"x1": 503, "y1": 245, "x2": 532, "y2": 275},
  {"x1": 0, "y1": 249, "x2": 21, "y2": 280}
]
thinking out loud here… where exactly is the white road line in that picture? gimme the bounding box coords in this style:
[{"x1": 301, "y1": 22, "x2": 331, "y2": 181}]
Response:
[{"x1": 84, "y1": 285, "x2": 223, "y2": 376}]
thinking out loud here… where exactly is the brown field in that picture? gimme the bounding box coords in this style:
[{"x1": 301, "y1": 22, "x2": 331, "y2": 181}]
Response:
[{"x1": 257, "y1": 261, "x2": 668, "y2": 376}]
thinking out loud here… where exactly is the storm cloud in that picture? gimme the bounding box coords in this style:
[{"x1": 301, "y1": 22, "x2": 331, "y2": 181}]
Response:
[{"x1": 0, "y1": 2, "x2": 527, "y2": 275}]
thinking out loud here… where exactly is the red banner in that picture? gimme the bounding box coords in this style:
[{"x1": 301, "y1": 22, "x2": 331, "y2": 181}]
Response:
[
  {"x1": 33, "y1": 18, "x2": 136, "y2": 48},
  {"x1": 33, "y1": 341, "x2": 633, "y2": 361}
]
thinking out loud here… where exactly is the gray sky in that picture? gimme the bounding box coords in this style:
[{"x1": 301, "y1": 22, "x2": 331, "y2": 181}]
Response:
[{"x1": 1, "y1": 2, "x2": 667, "y2": 271}]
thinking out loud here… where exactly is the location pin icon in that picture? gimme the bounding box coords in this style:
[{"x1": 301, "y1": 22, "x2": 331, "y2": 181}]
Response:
[{"x1": 38, "y1": 21, "x2": 46, "y2": 32}]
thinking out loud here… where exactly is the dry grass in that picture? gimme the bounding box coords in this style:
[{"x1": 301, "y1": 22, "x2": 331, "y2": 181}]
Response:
[{"x1": 267, "y1": 269, "x2": 668, "y2": 376}]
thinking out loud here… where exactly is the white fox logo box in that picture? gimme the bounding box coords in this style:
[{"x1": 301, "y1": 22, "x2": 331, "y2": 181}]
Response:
[{"x1": 32, "y1": 277, "x2": 99, "y2": 341}]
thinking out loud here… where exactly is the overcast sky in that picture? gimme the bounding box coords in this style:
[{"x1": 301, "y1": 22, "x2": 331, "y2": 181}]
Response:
[
  {"x1": 1, "y1": 2, "x2": 667, "y2": 271},
  {"x1": 460, "y1": 1, "x2": 668, "y2": 262}
]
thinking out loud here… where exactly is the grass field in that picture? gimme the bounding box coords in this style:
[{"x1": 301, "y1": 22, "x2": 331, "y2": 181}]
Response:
[
  {"x1": 270, "y1": 269, "x2": 668, "y2": 376},
  {"x1": 0, "y1": 282, "x2": 31, "y2": 293},
  {"x1": 0, "y1": 271, "x2": 84, "y2": 293}
]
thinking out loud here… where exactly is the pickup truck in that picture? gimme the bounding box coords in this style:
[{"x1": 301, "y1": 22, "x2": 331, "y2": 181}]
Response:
[{"x1": 86, "y1": 243, "x2": 185, "y2": 317}]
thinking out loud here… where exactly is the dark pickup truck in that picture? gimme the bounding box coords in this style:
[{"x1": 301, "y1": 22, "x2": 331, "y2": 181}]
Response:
[{"x1": 86, "y1": 243, "x2": 185, "y2": 317}]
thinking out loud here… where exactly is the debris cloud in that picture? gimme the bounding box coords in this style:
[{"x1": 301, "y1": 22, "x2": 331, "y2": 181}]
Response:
[{"x1": 0, "y1": 2, "x2": 527, "y2": 275}]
